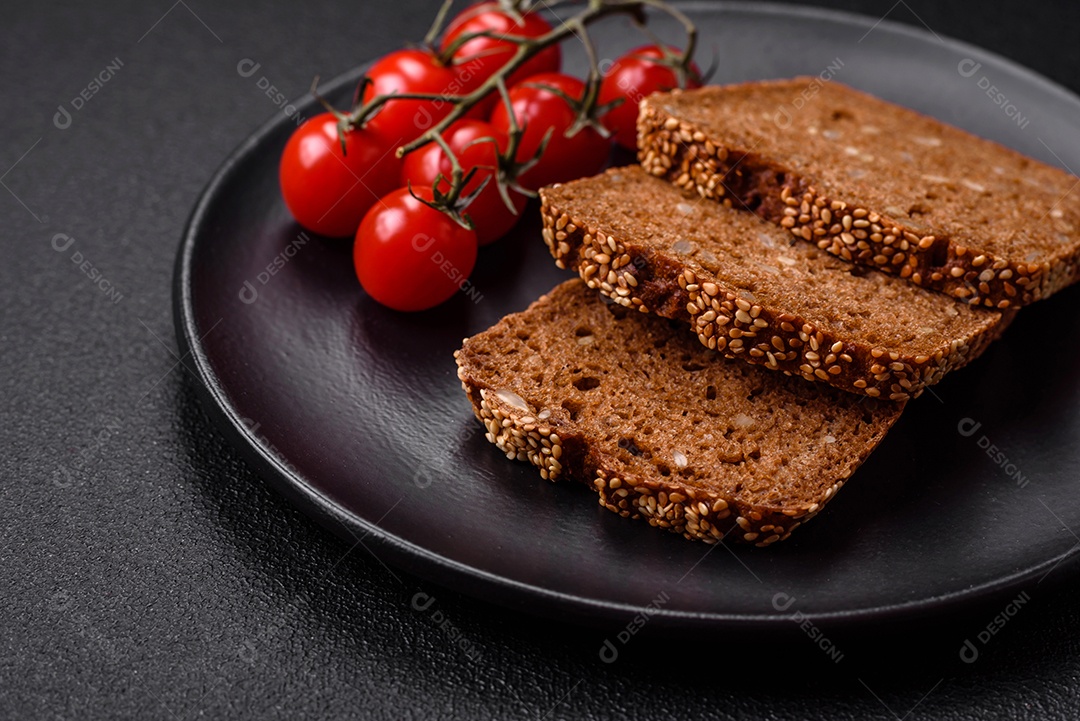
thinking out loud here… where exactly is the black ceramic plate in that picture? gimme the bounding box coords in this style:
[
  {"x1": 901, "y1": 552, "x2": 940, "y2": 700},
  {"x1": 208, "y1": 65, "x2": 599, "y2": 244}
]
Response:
[{"x1": 175, "y1": 2, "x2": 1080, "y2": 630}]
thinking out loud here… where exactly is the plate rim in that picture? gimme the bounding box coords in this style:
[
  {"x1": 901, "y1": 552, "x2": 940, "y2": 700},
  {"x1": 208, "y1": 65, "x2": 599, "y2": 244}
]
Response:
[{"x1": 173, "y1": 0, "x2": 1080, "y2": 630}]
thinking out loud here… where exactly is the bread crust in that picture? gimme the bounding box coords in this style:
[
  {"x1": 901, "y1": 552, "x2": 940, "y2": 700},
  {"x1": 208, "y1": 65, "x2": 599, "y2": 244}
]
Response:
[
  {"x1": 540, "y1": 173, "x2": 1013, "y2": 401},
  {"x1": 637, "y1": 80, "x2": 1080, "y2": 308}
]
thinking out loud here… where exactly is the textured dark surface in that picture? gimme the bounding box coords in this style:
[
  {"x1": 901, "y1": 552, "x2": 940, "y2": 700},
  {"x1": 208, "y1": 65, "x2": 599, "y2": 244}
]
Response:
[{"x1": 4, "y1": 1, "x2": 1080, "y2": 719}]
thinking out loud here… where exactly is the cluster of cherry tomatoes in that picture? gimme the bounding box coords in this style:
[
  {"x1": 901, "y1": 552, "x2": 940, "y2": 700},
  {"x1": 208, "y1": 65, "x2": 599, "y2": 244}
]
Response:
[{"x1": 279, "y1": 1, "x2": 701, "y2": 312}]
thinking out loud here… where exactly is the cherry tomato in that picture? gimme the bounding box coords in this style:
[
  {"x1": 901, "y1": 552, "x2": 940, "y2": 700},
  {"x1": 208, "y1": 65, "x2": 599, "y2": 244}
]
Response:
[
  {"x1": 362, "y1": 49, "x2": 463, "y2": 140},
  {"x1": 354, "y1": 186, "x2": 478, "y2": 312},
  {"x1": 599, "y1": 45, "x2": 703, "y2": 150},
  {"x1": 279, "y1": 113, "x2": 400, "y2": 238},
  {"x1": 489, "y1": 72, "x2": 610, "y2": 190},
  {"x1": 442, "y1": 2, "x2": 561, "y2": 114},
  {"x1": 401, "y1": 120, "x2": 527, "y2": 245}
]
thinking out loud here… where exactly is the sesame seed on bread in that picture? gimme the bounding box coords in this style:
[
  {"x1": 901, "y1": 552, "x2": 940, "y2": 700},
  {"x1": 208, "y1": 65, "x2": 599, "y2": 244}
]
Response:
[
  {"x1": 540, "y1": 166, "x2": 1012, "y2": 401},
  {"x1": 454, "y1": 279, "x2": 904, "y2": 546},
  {"x1": 638, "y1": 78, "x2": 1080, "y2": 308}
]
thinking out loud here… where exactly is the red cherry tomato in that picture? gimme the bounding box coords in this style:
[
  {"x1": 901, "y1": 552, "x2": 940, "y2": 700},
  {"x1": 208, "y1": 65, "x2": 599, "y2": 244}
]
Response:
[
  {"x1": 442, "y1": 2, "x2": 561, "y2": 114},
  {"x1": 599, "y1": 45, "x2": 703, "y2": 150},
  {"x1": 354, "y1": 186, "x2": 478, "y2": 312},
  {"x1": 489, "y1": 72, "x2": 610, "y2": 190},
  {"x1": 278, "y1": 113, "x2": 400, "y2": 237},
  {"x1": 362, "y1": 49, "x2": 463, "y2": 140},
  {"x1": 401, "y1": 120, "x2": 527, "y2": 246}
]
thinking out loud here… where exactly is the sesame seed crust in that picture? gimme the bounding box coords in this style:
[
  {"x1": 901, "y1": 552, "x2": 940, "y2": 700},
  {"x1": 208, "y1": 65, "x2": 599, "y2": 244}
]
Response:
[
  {"x1": 539, "y1": 181, "x2": 1012, "y2": 401},
  {"x1": 636, "y1": 93, "x2": 1080, "y2": 308},
  {"x1": 454, "y1": 349, "x2": 868, "y2": 546},
  {"x1": 472, "y1": 385, "x2": 566, "y2": 482}
]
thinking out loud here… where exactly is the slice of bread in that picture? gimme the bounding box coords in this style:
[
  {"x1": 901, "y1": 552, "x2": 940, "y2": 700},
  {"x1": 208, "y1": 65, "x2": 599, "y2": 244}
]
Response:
[
  {"x1": 540, "y1": 166, "x2": 1010, "y2": 402},
  {"x1": 455, "y1": 279, "x2": 904, "y2": 545},
  {"x1": 638, "y1": 78, "x2": 1080, "y2": 309}
]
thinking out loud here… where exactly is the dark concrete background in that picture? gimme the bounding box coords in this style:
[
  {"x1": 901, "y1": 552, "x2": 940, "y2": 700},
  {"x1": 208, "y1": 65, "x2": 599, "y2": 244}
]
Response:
[{"x1": 3, "y1": 1, "x2": 1080, "y2": 718}]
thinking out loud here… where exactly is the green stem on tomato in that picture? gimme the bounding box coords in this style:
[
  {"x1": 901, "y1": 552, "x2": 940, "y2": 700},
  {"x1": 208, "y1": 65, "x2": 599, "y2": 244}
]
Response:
[
  {"x1": 638, "y1": 0, "x2": 698, "y2": 86},
  {"x1": 423, "y1": 0, "x2": 458, "y2": 49},
  {"x1": 395, "y1": 1, "x2": 679, "y2": 157},
  {"x1": 335, "y1": 0, "x2": 697, "y2": 219}
]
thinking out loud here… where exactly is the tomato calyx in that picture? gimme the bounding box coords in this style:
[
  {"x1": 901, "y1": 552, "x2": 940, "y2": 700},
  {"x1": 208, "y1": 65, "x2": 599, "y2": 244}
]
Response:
[
  {"x1": 408, "y1": 102, "x2": 539, "y2": 232},
  {"x1": 308, "y1": 75, "x2": 376, "y2": 155},
  {"x1": 407, "y1": 134, "x2": 492, "y2": 230},
  {"x1": 413, "y1": 80, "x2": 549, "y2": 233},
  {"x1": 461, "y1": 129, "x2": 538, "y2": 221},
  {"x1": 407, "y1": 178, "x2": 492, "y2": 232},
  {"x1": 518, "y1": 75, "x2": 620, "y2": 141},
  {"x1": 487, "y1": 80, "x2": 548, "y2": 204}
]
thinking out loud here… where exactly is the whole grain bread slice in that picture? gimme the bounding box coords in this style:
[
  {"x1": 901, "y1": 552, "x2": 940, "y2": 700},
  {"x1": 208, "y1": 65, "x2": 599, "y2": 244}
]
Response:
[
  {"x1": 455, "y1": 279, "x2": 904, "y2": 545},
  {"x1": 637, "y1": 78, "x2": 1080, "y2": 308},
  {"x1": 541, "y1": 166, "x2": 1010, "y2": 402}
]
